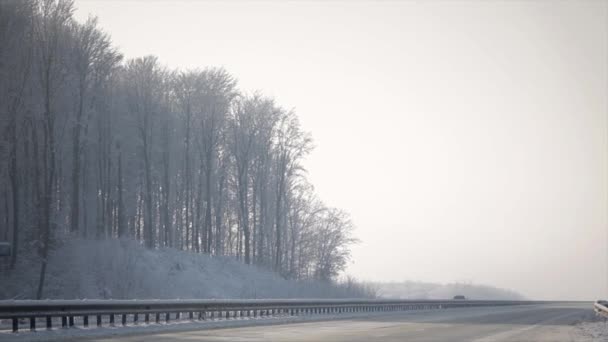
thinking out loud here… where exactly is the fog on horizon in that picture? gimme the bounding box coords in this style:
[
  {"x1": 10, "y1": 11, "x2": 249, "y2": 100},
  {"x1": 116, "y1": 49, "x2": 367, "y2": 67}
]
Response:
[{"x1": 69, "y1": 0, "x2": 608, "y2": 301}]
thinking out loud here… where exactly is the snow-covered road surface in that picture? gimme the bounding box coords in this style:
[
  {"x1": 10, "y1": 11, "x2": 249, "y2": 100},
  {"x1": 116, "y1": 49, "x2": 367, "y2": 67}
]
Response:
[
  {"x1": 2, "y1": 302, "x2": 602, "y2": 341},
  {"x1": 78, "y1": 303, "x2": 602, "y2": 341}
]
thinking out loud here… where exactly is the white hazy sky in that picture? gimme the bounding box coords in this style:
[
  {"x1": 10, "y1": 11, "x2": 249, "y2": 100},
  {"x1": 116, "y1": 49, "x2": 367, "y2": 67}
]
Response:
[{"x1": 74, "y1": 0, "x2": 607, "y2": 301}]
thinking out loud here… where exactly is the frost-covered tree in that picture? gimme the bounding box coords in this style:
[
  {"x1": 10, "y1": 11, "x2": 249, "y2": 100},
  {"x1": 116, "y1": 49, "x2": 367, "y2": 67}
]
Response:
[{"x1": 0, "y1": 0, "x2": 358, "y2": 297}]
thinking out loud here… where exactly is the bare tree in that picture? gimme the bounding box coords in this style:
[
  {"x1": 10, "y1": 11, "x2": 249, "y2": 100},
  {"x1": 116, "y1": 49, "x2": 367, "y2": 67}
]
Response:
[
  {"x1": 68, "y1": 16, "x2": 119, "y2": 236},
  {"x1": 0, "y1": 0, "x2": 35, "y2": 269},
  {"x1": 0, "y1": 2, "x2": 358, "y2": 290},
  {"x1": 33, "y1": 0, "x2": 74, "y2": 299},
  {"x1": 272, "y1": 110, "x2": 312, "y2": 273},
  {"x1": 124, "y1": 56, "x2": 164, "y2": 249}
]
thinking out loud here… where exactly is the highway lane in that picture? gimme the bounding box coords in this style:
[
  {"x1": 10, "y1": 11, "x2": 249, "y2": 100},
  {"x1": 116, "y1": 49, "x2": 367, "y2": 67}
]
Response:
[{"x1": 84, "y1": 303, "x2": 595, "y2": 341}]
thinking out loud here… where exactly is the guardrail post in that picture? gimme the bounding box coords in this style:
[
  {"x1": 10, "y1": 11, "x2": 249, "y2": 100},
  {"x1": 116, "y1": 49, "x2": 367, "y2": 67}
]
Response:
[{"x1": 0, "y1": 299, "x2": 536, "y2": 334}]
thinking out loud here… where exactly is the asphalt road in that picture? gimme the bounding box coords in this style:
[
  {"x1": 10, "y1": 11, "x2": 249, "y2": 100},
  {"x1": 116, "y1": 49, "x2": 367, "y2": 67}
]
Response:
[{"x1": 86, "y1": 303, "x2": 594, "y2": 342}]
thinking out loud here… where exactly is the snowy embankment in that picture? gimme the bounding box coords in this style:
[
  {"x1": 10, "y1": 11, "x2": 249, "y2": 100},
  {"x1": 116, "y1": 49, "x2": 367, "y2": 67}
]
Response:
[
  {"x1": 575, "y1": 317, "x2": 608, "y2": 341},
  {"x1": 1, "y1": 238, "x2": 372, "y2": 300}
]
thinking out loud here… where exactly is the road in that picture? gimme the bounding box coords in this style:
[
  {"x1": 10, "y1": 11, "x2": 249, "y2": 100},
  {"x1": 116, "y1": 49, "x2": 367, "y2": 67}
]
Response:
[{"x1": 84, "y1": 303, "x2": 596, "y2": 341}]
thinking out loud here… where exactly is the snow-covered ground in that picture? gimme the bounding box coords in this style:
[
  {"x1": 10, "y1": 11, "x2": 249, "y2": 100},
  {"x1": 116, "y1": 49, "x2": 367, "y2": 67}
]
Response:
[
  {"x1": 1, "y1": 304, "x2": 601, "y2": 342},
  {"x1": 1, "y1": 237, "x2": 372, "y2": 300},
  {"x1": 575, "y1": 317, "x2": 608, "y2": 341},
  {"x1": 3, "y1": 237, "x2": 524, "y2": 301},
  {"x1": 0, "y1": 306, "x2": 450, "y2": 341}
]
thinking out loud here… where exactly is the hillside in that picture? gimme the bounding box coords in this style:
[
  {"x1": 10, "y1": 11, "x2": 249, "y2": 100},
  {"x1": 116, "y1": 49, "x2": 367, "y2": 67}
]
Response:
[
  {"x1": 1, "y1": 237, "x2": 522, "y2": 301},
  {"x1": 0, "y1": 237, "x2": 373, "y2": 300}
]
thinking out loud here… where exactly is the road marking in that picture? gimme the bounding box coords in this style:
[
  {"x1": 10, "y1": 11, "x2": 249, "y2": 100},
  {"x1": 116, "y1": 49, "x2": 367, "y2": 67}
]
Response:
[{"x1": 472, "y1": 311, "x2": 581, "y2": 342}]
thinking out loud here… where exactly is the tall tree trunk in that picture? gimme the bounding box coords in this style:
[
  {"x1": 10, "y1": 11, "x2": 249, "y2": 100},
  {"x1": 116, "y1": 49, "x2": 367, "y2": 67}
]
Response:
[
  {"x1": 274, "y1": 165, "x2": 285, "y2": 273},
  {"x1": 162, "y1": 123, "x2": 171, "y2": 247},
  {"x1": 214, "y1": 171, "x2": 225, "y2": 255},
  {"x1": 37, "y1": 63, "x2": 56, "y2": 299},
  {"x1": 257, "y1": 194, "x2": 265, "y2": 265},
  {"x1": 117, "y1": 147, "x2": 126, "y2": 237},
  {"x1": 183, "y1": 108, "x2": 191, "y2": 251},
  {"x1": 143, "y1": 130, "x2": 154, "y2": 248},
  {"x1": 194, "y1": 169, "x2": 203, "y2": 253},
  {"x1": 8, "y1": 114, "x2": 19, "y2": 269},
  {"x1": 203, "y1": 163, "x2": 212, "y2": 253},
  {"x1": 251, "y1": 175, "x2": 257, "y2": 263},
  {"x1": 70, "y1": 83, "x2": 84, "y2": 234}
]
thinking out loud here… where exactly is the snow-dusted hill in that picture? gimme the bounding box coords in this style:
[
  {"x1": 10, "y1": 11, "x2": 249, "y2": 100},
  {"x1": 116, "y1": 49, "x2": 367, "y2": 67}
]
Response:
[
  {"x1": 1, "y1": 238, "x2": 373, "y2": 300},
  {"x1": 2, "y1": 238, "x2": 522, "y2": 301}
]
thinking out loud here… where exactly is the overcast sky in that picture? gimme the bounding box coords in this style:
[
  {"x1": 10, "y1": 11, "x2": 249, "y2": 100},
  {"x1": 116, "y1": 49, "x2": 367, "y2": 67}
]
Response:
[{"x1": 74, "y1": 0, "x2": 607, "y2": 301}]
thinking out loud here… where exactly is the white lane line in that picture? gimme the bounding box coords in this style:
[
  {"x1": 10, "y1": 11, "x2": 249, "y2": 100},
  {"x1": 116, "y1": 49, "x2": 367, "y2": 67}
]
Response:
[{"x1": 472, "y1": 311, "x2": 581, "y2": 342}]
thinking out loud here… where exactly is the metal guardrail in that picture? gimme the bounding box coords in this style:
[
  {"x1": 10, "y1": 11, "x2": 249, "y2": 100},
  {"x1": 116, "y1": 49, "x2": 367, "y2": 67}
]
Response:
[
  {"x1": 594, "y1": 300, "x2": 608, "y2": 317},
  {"x1": 0, "y1": 299, "x2": 543, "y2": 333}
]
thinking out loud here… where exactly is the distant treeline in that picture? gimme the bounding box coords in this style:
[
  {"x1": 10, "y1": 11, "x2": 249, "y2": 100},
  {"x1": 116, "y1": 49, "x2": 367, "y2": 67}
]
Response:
[
  {"x1": 0, "y1": 0, "x2": 356, "y2": 298},
  {"x1": 375, "y1": 281, "x2": 524, "y2": 300}
]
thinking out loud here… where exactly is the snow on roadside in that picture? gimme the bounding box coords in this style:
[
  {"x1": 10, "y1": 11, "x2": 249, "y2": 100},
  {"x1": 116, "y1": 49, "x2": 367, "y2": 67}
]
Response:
[
  {"x1": 0, "y1": 308, "x2": 444, "y2": 342},
  {"x1": 575, "y1": 318, "x2": 608, "y2": 342},
  {"x1": 1, "y1": 237, "x2": 370, "y2": 300}
]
